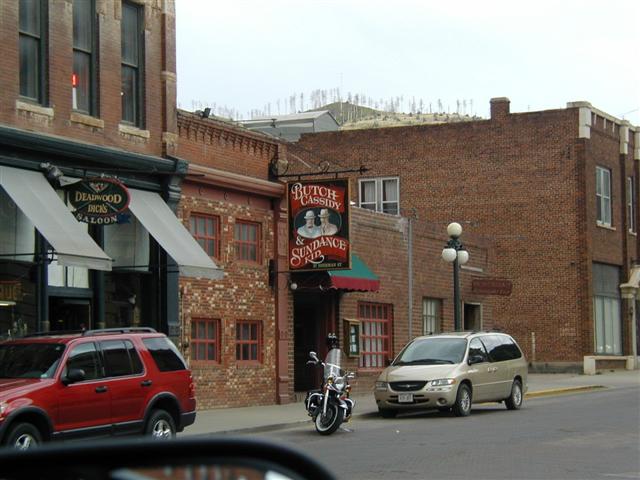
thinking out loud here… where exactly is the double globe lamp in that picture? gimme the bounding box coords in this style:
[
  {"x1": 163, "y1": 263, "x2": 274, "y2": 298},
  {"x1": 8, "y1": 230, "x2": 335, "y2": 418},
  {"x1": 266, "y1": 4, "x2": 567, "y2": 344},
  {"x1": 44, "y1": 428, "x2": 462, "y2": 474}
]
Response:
[{"x1": 441, "y1": 222, "x2": 469, "y2": 331}]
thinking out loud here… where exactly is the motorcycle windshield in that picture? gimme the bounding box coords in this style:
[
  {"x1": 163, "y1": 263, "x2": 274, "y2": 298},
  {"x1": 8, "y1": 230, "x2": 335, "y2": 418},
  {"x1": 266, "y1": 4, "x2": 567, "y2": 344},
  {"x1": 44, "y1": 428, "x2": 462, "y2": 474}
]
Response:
[{"x1": 323, "y1": 348, "x2": 345, "y2": 380}]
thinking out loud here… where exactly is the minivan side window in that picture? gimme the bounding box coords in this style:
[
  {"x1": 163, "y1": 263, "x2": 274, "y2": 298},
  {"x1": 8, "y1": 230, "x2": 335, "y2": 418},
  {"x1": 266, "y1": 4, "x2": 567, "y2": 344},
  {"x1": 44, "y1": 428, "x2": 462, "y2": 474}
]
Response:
[
  {"x1": 481, "y1": 335, "x2": 521, "y2": 362},
  {"x1": 143, "y1": 337, "x2": 187, "y2": 372},
  {"x1": 65, "y1": 342, "x2": 101, "y2": 380},
  {"x1": 468, "y1": 338, "x2": 489, "y2": 362},
  {"x1": 100, "y1": 340, "x2": 144, "y2": 377}
]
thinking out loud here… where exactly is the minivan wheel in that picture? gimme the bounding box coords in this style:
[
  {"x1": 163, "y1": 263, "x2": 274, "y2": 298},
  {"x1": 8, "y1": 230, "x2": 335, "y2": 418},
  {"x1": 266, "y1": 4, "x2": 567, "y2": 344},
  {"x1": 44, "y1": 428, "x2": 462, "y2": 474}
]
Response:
[
  {"x1": 145, "y1": 409, "x2": 176, "y2": 440},
  {"x1": 505, "y1": 379, "x2": 523, "y2": 410},
  {"x1": 378, "y1": 408, "x2": 397, "y2": 418},
  {"x1": 4, "y1": 422, "x2": 42, "y2": 450},
  {"x1": 452, "y1": 384, "x2": 472, "y2": 417}
]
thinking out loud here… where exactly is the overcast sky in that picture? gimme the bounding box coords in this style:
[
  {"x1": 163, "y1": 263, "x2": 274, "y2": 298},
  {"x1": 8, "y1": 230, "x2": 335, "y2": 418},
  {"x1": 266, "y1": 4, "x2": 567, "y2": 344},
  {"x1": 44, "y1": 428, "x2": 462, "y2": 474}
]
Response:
[{"x1": 175, "y1": 0, "x2": 640, "y2": 124}]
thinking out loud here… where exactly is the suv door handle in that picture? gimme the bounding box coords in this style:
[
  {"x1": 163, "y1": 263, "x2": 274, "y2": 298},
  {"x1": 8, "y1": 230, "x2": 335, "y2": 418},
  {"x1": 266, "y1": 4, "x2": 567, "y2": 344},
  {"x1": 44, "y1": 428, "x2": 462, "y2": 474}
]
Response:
[
  {"x1": 141, "y1": 380, "x2": 153, "y2": 387},
  {"x1": 95, "y1": 386, "x2": 108, "y2": 393}
]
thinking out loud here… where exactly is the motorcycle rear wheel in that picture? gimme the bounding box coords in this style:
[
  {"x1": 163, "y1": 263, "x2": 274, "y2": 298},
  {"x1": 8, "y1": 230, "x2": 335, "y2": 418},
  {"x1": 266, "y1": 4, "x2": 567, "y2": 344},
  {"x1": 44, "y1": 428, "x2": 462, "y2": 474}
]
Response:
[{"x1": 314, "y1": 403, "x2": 342, "y2": 435}]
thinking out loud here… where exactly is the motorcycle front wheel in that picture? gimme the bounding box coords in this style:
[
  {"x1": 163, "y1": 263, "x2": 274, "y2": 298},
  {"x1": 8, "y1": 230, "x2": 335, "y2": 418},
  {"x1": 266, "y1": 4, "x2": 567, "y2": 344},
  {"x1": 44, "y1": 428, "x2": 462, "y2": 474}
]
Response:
[{"x1": 314, "y1": 403, "x2": 342, "y2": 435}]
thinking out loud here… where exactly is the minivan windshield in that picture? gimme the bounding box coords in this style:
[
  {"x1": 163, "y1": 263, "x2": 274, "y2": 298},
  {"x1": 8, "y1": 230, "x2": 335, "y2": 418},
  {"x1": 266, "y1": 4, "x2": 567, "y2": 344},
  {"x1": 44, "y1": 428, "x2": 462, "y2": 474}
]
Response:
[
  {"x1": 0, "y1": 343, "x2": 66, "y2": 379},
  {"x1": 392, "y1": 338, "x2": 467, "y2": 366}
]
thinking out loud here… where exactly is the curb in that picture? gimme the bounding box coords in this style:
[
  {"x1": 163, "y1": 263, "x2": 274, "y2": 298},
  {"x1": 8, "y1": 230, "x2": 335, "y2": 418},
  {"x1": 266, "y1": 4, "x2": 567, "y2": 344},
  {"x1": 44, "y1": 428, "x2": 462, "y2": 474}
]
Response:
[
  {"x1": 525, "y1": 385, "x2": 606, "y2": 398},
  {"x1": 186, "y1": 386, "x2": 611, "y2": 436}
]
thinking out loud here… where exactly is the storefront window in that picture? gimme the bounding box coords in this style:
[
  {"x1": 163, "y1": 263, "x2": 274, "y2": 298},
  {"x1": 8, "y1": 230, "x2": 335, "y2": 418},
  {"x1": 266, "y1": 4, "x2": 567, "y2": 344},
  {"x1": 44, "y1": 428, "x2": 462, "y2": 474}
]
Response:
[{"x1": 592, "y1": 263, "x2": 622, "y2": 355}]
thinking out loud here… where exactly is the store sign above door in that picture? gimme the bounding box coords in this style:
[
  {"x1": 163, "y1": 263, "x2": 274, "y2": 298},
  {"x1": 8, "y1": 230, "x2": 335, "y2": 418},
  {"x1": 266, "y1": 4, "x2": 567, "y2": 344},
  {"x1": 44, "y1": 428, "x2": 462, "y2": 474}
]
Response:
[
  {"x1": 67, "y1": 178, "x2": 130, "y2": 225},
  {"x1": 288, "y1": 178, "x2": 350, "y2": 271}
]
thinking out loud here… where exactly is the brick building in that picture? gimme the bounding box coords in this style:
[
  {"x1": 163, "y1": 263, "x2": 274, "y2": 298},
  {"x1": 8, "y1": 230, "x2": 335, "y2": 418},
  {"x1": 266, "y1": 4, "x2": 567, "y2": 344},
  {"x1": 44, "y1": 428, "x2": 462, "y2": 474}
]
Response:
[
  {"x1": 0, "y1": 1, "x2": 220, "y2": 342},
  {"x1": 293, "y1": 98, "x2": 640, "y2": 372},
  {"x1": 173, "y1": 108, "x2": 500, "y2": 406},
  {"x1": 174, "y1": 110, "x2": 290, "y2": 408}
]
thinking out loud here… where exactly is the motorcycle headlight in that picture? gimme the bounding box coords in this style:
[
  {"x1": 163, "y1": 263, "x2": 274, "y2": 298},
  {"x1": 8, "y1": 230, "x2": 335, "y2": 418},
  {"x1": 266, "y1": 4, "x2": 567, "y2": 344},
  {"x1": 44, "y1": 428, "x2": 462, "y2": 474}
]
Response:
[
  {"x1": 375, "y1": 381, "x2": 388, "y2": 391},
  {"x1": 430, "y1": 378, "x2": 456, "y2": 386},
  {"x1": 335, "y1": 378, "x2": 345, "y2": 390}
]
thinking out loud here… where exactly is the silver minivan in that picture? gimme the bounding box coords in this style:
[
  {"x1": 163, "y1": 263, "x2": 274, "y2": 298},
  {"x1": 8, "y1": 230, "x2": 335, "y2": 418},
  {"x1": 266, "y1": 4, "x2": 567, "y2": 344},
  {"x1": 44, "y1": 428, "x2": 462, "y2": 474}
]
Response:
[{"x1": 374, "y1": 331, "x2": 527, "y2": 417}]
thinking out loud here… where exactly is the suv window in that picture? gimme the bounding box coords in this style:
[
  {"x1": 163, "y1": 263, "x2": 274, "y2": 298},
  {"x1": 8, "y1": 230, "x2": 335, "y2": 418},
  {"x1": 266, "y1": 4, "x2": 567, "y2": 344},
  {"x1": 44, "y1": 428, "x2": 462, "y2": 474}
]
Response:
[
  {"x1": 100, "y1": 340, "x2": 144, "y2": 377},
  {"x1": 481, "y1": 335, "x2": 520, "y2": 362},
  {"x1": 0, "y1": 343, "x2": 65, "y2": 379},
  {"x1": 65, "y1": 342, "x2": 102, "y2": 380},
  {"x1": 143, "y1": 337, "x2": 187, "y2": 372},
  {"x1": 468, "y1": 338, "x2": 489, "y2": 363}
]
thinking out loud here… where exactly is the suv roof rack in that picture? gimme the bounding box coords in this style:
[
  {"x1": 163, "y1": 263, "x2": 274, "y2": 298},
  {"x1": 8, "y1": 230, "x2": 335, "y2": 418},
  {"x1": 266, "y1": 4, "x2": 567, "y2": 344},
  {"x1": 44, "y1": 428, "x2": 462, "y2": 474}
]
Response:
[
  {"x1": 82, "y1": 327, "x2": 158, "y2": 336},
  {"x1": 24, "y1": 330, "x2": 85, "y2": 338}
]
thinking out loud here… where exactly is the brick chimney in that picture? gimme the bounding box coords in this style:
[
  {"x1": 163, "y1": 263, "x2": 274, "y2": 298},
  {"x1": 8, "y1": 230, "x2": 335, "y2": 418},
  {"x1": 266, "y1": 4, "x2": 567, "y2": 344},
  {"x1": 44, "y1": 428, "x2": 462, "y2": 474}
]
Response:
[{"x1": 490, "y1": 97, "x2": 510, "y2": 120}]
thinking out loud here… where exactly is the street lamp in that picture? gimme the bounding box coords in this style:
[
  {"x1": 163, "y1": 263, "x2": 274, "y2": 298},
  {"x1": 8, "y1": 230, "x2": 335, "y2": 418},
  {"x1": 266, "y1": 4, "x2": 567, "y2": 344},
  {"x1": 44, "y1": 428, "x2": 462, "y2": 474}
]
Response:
[{"x1": 441, "y1": 222, "x2": 469, "y2": 331}]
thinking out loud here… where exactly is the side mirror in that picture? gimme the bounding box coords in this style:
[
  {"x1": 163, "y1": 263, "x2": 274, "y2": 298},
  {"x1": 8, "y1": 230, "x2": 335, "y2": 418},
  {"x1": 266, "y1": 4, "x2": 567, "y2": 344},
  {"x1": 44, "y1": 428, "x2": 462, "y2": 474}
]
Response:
[
  {"x1": 467, "y1": 355, "x2": 485, "y2": 365},
  {"x1": 63, "y1": 368, "x2": 86, "y2": 385},
  {"x1": 308, "y1": 351, "x2": 320, "y2": 363},
  {"x1": 385, "y1": 358, "x2": 392, "y2": 366},
  {"x1": 0, "y1": 437, "x2": 337, "y2": 480}
]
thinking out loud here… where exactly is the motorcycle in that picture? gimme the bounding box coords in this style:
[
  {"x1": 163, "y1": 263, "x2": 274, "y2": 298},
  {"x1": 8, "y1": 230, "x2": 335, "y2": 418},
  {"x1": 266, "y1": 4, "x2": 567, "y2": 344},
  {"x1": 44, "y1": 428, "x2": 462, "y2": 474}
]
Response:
[{"x1": 304, "y1": 348, "x2": 355, "y2": 435}]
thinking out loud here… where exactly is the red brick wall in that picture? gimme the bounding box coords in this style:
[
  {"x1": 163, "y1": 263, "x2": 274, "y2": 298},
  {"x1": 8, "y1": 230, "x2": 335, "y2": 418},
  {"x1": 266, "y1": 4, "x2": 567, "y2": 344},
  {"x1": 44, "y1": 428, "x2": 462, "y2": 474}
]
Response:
[
  {"x1": 295, "y1": 104, "x2": 637, "y2": 365},
  {"x1": 178, "y1": 184, "x2": 278, "y2": 409},
  {"x1": 177, "y1": 111, "x2": 279, "y2": 180},
  {"x1": 338, "y1": 208, "x2": 496, "y2": 395},
  {"x1": 176, "y1": 111, "x2": 288, "y2": 409},
  {"x1": 0, "y1": 0, "x2": 173, "y2": 156}
]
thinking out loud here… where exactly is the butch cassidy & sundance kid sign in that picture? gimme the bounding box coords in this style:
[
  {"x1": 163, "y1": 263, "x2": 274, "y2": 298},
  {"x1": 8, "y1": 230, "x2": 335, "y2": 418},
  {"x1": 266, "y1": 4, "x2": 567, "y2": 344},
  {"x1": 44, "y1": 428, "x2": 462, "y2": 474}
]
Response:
[{"x1": 288, "y1": 179, "x2": 350, "y2": 271}]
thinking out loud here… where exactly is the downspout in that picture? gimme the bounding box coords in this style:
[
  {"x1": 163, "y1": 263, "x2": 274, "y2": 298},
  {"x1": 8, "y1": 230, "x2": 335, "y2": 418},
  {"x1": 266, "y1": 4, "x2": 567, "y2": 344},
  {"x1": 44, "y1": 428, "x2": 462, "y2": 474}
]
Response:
[{"x1": 408, "y1": 215, "x2": 413, "y2": 340}]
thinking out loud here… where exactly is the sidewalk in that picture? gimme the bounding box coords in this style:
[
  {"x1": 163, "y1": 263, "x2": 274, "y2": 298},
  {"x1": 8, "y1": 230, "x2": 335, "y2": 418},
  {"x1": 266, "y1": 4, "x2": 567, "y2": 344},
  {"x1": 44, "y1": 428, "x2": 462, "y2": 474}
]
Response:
[{"x1": 182, "y1": 370, "x2": 639, "y2": 436}]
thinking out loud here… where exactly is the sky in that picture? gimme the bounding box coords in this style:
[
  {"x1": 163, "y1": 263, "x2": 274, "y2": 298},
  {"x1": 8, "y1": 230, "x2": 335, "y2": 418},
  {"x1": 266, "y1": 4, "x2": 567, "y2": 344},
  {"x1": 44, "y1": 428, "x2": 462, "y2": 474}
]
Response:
[{"x1": 175, "y1": 0, "x2": 640, "y2": 125}]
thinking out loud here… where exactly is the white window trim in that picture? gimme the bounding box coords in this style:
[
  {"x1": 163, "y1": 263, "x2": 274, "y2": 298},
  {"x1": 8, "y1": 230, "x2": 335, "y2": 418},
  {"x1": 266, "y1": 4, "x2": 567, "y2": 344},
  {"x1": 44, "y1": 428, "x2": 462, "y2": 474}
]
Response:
[
  {"x1": 358, "y1": 177, "x2": 400, "y2": 215},
  {"x1": 596, "y1": 166, "x2": 612, "y2": 227},
  {"x1": 422, "y1": 298, "x2": 441, "y2": 335}
]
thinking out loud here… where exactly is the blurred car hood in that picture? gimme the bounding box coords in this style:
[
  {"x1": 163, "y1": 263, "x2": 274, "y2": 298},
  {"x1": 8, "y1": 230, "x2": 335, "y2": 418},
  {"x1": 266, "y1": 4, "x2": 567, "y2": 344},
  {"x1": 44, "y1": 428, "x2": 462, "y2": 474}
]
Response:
[{"x1": 379, "y1": 364, "x2": 459, "y2": 381}]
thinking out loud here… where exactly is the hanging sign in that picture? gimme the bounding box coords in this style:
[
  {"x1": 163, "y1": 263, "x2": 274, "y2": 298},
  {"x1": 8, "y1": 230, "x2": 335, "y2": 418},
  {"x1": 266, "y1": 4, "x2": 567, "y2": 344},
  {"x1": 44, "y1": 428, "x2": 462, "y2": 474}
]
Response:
[
  {"x1": 472, "y1": 278, "x2": 513, "y2": 296},
  {"x1": 288, "y1": 179, "x2": 351, "y2": 271},
  {"x1": 66, "y1": 178, "x2": 130, "y2": 225}
]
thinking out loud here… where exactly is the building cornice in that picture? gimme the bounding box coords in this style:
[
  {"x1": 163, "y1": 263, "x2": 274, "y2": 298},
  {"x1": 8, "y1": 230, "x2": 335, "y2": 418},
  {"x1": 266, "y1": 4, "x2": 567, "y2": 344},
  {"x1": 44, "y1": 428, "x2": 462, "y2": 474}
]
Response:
[
  {"x1": 177, "y1": 110, "x2": 283, "y2": 158},
  {"x1": 185, "y1": 163, "x2": 285, "y2": 198}
]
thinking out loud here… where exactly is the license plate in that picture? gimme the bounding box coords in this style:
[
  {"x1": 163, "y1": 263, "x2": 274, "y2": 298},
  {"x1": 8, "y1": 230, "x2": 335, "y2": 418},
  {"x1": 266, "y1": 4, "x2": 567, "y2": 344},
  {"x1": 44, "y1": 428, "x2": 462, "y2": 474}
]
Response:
[{"x1": 398, "y1": 393, "x2": 414, "y2": 403}]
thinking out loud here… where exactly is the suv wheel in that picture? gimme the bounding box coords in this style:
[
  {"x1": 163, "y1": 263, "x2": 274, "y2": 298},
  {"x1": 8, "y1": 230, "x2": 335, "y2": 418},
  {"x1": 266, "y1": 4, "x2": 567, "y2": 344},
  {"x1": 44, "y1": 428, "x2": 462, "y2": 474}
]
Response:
[
  {"x1": 505, "y1": 379, "x2": 523, "y2": 410},
  {"x1": 145, "y1": 409, "x2": 176, "y2": 440},
  {"x1": 452, "y1": 384, "x2": 472, "y2": 417},
  {"x1": 4, "y1": 422, "x2": 42, "y2": 450}
]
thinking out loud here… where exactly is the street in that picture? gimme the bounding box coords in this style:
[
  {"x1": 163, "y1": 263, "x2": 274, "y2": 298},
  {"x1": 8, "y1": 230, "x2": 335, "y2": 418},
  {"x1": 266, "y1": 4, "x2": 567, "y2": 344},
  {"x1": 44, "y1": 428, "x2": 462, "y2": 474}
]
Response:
[{"x1": 239, "y1": 386, "x2": 640, "y2": 480}]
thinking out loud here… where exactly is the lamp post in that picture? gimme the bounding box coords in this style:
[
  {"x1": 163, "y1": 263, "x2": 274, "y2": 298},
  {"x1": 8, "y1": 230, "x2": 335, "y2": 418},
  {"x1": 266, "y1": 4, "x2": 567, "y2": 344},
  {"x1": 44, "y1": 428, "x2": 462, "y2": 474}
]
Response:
[{"x1": 441, "y1": 222, "x2": 469, "y2": 331}]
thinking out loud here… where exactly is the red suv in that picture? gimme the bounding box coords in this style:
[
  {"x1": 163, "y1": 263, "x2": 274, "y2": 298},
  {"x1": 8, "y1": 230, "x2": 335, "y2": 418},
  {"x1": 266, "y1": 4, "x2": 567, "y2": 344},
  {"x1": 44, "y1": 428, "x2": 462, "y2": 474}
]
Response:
[{"x1": 0, "y1": 328, "x2": 196, "y2": 449}]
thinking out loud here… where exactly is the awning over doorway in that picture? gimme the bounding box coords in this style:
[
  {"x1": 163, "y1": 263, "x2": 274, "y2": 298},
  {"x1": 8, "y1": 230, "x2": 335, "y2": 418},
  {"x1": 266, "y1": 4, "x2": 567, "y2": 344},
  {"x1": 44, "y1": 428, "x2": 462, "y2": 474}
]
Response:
[
  {"x1": 327, "y1": 254, "x2": 380, "y2": 292},
  {"x1": 0, "y1": 165, "x2": 112, "y2": 271},
  {"x1": 127, "y1": 188, "x2": 223, "y2": 280}
]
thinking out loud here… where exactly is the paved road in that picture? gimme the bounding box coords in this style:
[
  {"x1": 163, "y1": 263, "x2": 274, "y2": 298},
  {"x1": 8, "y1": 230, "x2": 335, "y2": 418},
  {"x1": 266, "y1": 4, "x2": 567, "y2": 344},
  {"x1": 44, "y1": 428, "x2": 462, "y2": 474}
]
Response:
[{"x1": 240, "y1": 386, "x2": 640, "y2": 480}]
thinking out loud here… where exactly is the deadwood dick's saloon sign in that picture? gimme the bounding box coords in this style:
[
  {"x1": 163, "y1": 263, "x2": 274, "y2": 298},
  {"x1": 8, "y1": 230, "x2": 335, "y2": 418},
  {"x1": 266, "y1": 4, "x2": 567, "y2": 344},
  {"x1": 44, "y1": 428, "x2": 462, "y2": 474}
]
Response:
[
  {"x1": 66, "y1": 178, "x2": 130, "y2": 225},
  {"x1": 288, "y1": 179, "x2": 350, "y2": 271}
]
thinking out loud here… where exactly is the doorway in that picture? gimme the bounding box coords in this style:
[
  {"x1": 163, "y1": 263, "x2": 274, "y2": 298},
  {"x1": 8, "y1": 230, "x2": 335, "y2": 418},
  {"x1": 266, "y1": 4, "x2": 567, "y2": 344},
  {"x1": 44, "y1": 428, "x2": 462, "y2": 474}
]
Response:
[
  {"x1": 463, "y1": 303, "x2": 482, "y2": 331},
  {"x1": 49, "y1": 297, "x2": 91, "y2": 331},
  {"x1": 293, "y1": 292, "x2": 336, "y2": 393}
]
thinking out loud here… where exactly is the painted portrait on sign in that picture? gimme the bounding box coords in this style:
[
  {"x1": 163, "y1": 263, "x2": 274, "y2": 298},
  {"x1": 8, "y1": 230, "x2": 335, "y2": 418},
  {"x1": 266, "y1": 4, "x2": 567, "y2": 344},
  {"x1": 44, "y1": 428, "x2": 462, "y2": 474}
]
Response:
[{"x1": 288, "y1": 179, "x2": 350, "y2": 271}]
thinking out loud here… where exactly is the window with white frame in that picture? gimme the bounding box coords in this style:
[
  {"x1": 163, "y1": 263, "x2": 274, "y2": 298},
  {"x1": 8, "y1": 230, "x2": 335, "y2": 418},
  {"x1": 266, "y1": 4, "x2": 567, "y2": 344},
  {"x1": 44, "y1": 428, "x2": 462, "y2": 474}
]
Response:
[
  {"x1": 592, "y1": 263, "x2": 622, "y2": 355},
  {"x1": 422, "y1": 298, "x2": 441, "y2": 335},
  {"x1": 627, "y1": 177, "x2": 636, "y2": 233},
  {"x1": 358, "y1": 178, "x2": 399, "y2": 215},
  {"x1": 596, "y1": 166, "x2": 611, "y2": 226}
]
